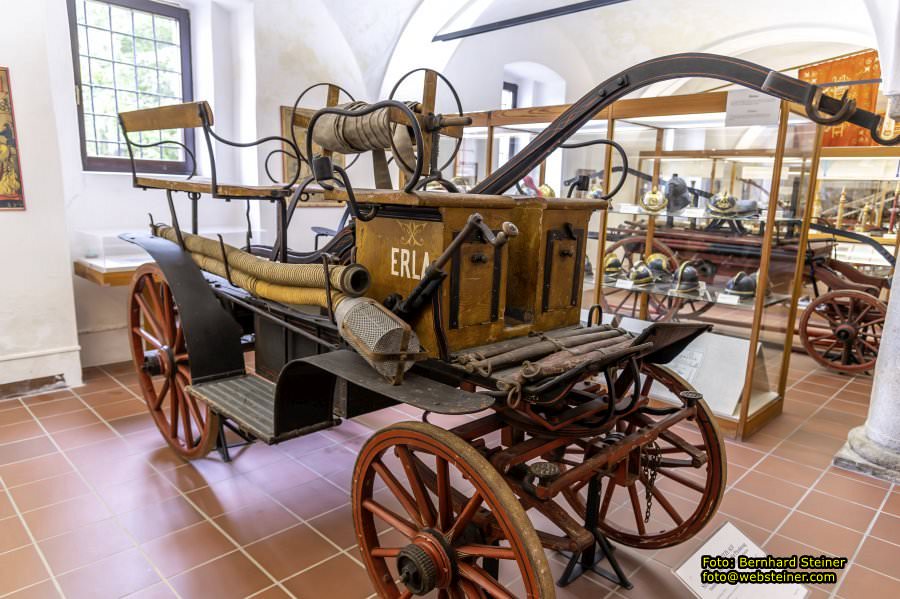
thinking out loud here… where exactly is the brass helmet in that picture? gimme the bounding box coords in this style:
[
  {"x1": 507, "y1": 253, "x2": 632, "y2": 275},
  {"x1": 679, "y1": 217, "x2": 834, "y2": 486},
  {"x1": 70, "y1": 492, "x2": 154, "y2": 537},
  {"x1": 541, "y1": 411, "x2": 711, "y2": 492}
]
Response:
[
  {"x1": 539, "y1": 183, "x2": 556, "y2": 198},
  {"x1": 602, "y1": 254, "x2": 623, "y2": 282},
  {"x1": 640, "y1": 187, "x2": 668, "y2": 213},
  {"x1": 628, "y1": 261, "x2": 654, "y2": 285},
  {"x1": 646, "y1": 252, "x2": 674, "y2": 278},
  {"x1": 707, "y1": 192, "x2": 738, "y2": 216},
  {"x1": 673, "y1": 261, "x2": 700, "y2": 291},
  {"x1": 724, "y1": 271, "x2": 757, "y2": 297}
]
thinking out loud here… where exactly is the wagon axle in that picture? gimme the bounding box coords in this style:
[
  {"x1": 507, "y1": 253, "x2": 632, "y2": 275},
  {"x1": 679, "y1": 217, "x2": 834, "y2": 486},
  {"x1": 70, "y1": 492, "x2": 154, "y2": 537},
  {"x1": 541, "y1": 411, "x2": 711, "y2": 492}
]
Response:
[
  {"x1": 397, "y1": 530, "x2": 455, "y2": 595},
  {"x1": 141, "y1": 347, "x2": 171, "y2": 377}
]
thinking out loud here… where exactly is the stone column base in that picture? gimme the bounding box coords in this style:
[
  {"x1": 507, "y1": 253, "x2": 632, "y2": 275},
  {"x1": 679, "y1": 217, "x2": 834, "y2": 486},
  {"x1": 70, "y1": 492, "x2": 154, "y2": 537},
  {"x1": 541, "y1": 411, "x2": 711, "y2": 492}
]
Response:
[{"x1": 833, "y1": 425, "x2": 900, "y2": 484}]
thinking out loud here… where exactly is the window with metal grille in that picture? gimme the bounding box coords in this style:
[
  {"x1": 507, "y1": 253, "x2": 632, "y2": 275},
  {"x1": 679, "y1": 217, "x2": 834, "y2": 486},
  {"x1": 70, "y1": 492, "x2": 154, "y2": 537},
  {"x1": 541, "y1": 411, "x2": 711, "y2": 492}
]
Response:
[{"x1": 67, "y1": 0, "x2": 194, "y2": 174}]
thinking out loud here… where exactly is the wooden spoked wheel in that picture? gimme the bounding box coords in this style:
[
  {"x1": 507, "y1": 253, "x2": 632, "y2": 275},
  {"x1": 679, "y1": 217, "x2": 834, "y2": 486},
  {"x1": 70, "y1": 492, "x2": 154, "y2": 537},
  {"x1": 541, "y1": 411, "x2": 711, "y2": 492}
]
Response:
[
  {"x1": 562, "y1": 365, "x2": 725, "y2": 549},
  {"x1": 799, "y1": 290, "x2": 886, "y2": 373},
  {"x1": 353, "y1": 421, "x2": 555, "y2": 599},
  {"x1": 601, "y1": 237, "x2": 680, "y2": 322},
  {"x1": 128, "y1": 263, "x2": 219, "y2": 459}
]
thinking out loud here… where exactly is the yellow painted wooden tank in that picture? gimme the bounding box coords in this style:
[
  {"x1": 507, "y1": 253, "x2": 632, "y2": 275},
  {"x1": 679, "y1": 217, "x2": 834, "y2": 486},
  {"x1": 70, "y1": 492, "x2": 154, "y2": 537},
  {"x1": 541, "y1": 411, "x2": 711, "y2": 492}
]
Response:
[{"x1": 343, "y1": 188, "x2": 606, "y2": 357}]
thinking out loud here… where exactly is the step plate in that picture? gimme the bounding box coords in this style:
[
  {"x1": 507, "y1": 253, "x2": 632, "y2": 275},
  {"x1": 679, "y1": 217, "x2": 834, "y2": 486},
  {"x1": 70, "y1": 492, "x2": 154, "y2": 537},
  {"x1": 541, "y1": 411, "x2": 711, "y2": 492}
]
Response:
[{"x1": 188, "y1": 376, "x2": 277, "y2": 443}]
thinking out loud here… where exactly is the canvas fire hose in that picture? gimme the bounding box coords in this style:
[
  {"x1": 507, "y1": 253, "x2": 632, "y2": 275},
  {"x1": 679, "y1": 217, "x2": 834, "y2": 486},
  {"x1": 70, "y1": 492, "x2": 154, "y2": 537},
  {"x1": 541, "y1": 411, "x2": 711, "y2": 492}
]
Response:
[{"x1": 152, "y1": 224, "x2": 424, "y2": 383}]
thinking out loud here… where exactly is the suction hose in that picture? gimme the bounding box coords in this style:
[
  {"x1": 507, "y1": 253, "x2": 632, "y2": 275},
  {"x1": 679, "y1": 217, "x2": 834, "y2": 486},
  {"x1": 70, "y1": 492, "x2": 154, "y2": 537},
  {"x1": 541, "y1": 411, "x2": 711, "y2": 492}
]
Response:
[{"x1": 153, "y1": 225, "x2": 370, "y2": 297}]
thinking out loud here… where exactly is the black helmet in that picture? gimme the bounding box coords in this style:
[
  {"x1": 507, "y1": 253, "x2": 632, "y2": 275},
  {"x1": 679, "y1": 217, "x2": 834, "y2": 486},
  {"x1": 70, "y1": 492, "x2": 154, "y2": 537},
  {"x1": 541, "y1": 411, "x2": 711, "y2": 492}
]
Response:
[
  {"x1": 628, "y1": 262, "x2": 654, "y2": 286},
  {"x1": 646, "y1": 252, "x2": 674, "y2": 278},
  {"x1": 724, "y1": 271, "x2": 757, "y2": 297},
  {"x1": 673, "y1": 262, "x2": 700, "y2": 291},
  {"x1": 666, "y1": 174, "x2": 692, "y2": 211}
]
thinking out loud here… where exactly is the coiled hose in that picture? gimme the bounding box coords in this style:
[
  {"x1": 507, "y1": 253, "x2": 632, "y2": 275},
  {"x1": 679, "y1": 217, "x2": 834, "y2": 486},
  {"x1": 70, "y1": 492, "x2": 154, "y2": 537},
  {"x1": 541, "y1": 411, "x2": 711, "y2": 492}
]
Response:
[{"x1": 153, "y1": 225, "x2": 370, "y2": 308}]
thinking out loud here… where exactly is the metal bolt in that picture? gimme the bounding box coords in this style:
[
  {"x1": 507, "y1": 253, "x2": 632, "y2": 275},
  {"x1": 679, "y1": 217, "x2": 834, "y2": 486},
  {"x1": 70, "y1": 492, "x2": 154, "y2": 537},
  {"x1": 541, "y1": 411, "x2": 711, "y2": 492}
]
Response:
[{"x1": 679, "y1": 390, "x2": 703, "y2": 406}]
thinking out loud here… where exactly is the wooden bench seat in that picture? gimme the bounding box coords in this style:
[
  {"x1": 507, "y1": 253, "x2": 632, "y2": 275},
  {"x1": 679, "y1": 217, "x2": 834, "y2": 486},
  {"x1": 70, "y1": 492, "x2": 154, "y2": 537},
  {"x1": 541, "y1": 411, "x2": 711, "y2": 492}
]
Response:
[{"x1": 135, "y1": 176, "x2": 293, "y2": 198}]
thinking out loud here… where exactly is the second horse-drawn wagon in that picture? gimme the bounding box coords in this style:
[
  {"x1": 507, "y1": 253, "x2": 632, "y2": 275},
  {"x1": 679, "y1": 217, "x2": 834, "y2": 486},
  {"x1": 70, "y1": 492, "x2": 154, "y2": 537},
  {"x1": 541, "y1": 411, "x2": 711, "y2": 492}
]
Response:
[{"x1": 118, "y1": 54, "x2": 896, "y2": 597}]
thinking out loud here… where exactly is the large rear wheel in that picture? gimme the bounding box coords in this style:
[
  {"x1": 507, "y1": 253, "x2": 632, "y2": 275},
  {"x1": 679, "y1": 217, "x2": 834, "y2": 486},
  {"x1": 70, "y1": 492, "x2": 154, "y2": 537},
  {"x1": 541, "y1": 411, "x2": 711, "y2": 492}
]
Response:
[{"x1": 561, "y1": 365, "x2": 726, "y2": 549}]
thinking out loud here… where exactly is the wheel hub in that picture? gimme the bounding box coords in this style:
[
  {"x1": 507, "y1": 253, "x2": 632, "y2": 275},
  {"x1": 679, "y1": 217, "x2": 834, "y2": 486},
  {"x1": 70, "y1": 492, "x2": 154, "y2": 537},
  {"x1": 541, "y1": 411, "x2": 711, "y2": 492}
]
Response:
[
  {"x1": 397, "y1": 531, "x2": 455, "y2": 595},
  {"x1": 144, "y1": 346, "x2": 176, "y2": 378},
  {"x1": 142, "y1": 350, "x2": 163, "y2": 376},
  {"x1": 835, "y1": 323, "x2": 857, "y2": 342}
]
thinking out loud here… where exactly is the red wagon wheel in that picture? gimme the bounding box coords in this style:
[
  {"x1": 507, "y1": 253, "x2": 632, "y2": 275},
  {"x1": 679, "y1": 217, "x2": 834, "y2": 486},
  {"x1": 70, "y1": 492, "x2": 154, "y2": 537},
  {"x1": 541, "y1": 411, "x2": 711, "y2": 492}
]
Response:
[
  {"x1": 353, "y1": 421, "x2": 555, "y2": 598},
  {"x1": 562, "y1": 365, "x2": 725, "y2": 549},
  {"x1": 128, "y1": 263, "x2": 219, "y2": 459},
  {"x1": 799, "y1": 289, "x2": 885, "y2": 373},
  {"x1": 601, "y1": 236, "x2": 680, "y2": 322}
]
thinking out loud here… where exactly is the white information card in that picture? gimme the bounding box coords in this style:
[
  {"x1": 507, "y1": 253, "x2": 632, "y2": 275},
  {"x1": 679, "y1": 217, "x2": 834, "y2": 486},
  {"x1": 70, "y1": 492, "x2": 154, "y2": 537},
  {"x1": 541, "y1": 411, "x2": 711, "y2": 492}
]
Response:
[{"x1": 675, "y1": 522, "x2": 808, "y2": 599}]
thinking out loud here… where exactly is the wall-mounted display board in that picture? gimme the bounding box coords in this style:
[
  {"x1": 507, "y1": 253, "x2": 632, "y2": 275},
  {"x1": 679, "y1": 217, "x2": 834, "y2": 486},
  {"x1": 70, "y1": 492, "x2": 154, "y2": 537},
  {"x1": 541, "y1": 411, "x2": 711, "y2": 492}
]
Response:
[{"x1": 0, "y1": 67, "x2": 25, "y2": 210}]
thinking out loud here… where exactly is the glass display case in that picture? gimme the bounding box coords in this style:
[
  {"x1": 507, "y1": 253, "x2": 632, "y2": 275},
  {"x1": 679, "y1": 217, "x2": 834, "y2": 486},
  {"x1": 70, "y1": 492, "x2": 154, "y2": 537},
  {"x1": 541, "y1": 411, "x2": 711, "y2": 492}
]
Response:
[
  {"x1": 458, "y1": 92, "x2": 822, "y2": 439},
  {"x1": 810, "y1": 146, "x2": 900, "y2": 278}
]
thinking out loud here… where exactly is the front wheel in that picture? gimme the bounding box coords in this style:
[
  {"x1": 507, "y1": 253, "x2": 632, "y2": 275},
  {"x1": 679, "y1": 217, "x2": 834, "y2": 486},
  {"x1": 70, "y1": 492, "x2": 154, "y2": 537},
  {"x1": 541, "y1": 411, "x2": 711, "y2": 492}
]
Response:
[{"x1": 352, "y1": 421, "x2": 555, "y2": 598}]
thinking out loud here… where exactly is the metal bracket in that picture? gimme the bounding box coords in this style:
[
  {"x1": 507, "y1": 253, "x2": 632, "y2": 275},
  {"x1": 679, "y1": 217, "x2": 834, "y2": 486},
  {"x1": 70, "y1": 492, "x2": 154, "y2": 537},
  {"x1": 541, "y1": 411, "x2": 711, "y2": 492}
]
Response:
[{"x1": 557, "y1": 474, "x2": 633, "y2": 590}]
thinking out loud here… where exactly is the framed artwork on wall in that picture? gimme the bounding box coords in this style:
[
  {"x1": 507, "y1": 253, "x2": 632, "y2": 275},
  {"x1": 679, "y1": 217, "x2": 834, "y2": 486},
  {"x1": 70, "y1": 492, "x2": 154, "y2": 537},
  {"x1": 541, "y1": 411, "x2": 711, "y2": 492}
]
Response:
[{"x1": 0, "y1": 67, "x2": 24, "y2": 210}]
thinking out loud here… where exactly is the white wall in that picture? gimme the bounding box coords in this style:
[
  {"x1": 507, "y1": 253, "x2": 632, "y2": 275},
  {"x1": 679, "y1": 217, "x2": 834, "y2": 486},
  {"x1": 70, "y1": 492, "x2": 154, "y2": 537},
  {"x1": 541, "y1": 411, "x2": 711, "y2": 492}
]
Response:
[
  {"x1": 0, "y1": 0, "x2": 81, "y2": 387},
  {"x1": 49, "y1": 0, "x2": 256, "y2": 366}
]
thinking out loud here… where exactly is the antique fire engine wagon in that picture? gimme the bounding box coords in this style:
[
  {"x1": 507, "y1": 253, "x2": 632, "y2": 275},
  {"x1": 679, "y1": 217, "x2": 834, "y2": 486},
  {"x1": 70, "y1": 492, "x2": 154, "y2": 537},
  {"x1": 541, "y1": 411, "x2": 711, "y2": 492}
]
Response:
[{"x1": 118, "y1": 54, "x2": 896, "y2": 597}]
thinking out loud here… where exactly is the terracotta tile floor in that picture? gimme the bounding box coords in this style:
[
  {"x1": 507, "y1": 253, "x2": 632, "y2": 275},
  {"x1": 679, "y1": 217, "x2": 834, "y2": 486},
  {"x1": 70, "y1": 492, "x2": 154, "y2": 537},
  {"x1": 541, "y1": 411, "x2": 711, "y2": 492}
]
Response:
[{"x1": 0, "y1": 353, "x2": 894, "y2": 598}]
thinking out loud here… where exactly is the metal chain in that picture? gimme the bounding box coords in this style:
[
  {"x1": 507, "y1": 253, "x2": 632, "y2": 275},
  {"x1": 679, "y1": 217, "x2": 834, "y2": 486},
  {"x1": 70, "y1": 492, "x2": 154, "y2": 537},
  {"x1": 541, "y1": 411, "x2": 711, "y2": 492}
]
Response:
[{"x1": 642, "y1": 441, "x2": 661, "y2": 523}]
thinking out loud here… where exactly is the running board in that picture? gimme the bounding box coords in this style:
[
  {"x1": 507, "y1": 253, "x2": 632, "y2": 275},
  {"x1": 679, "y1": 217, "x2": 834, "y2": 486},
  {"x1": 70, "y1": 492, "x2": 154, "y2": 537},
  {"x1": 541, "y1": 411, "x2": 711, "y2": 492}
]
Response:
[{"x1": 187, "y1": 375, "x2": 337, "y2": 444}]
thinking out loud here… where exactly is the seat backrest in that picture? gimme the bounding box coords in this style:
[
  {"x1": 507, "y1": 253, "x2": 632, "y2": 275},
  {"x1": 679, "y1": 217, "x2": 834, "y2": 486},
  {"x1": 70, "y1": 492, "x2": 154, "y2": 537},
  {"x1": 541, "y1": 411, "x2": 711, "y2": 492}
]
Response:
[{"x1": 119, "y1": 101, "x2": 213, "y2": 134}]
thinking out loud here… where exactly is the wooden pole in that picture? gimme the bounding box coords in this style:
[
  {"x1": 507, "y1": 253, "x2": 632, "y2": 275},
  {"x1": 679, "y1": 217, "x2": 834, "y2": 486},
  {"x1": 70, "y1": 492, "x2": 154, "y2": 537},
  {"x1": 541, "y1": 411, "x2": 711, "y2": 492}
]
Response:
[
  {"x1": 778, "y1": 125, "x2": 823, "y2": 398},
  {"x1": 593, "y1": 109, "x2": 615, "y2": 306},
  {"x1": 836, "y1": 187, "x2": 847, "y2": 229},
  {"x1": 737, "y1": 101, "x2": 789, "y2": 440},
  {"x1": 639, "y1": 128, "x2": 664, "y2": 321},
  {"x1": 485, "y1": 125, "x2": 495, "y2": 176}
]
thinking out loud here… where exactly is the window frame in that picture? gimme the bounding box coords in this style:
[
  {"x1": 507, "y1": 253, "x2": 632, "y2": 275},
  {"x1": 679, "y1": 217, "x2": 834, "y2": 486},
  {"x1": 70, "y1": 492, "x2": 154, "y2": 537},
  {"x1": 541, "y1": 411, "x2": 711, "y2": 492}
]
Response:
[
  {"x1": 502, "y1": 81, "x2": 519, "y2": 159},
  {"x1": 66, "y1": 0, "x2": 195, "y2": 174}
]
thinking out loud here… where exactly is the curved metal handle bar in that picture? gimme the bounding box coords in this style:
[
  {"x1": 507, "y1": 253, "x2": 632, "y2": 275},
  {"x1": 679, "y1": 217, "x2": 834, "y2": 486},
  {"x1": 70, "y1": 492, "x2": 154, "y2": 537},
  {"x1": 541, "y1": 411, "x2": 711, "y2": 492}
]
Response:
[
  {"x1": 805, "y1": 87, "x2": 856, "y2": 126},
  {"x1": 809, "y1": 221, "x2": 896, "y2": 266},
  {"x1": 473, "y1": 52, "x2": 892, "y2": 195},
  {"x1": 389, "y1": 67, "x2": 466, "y2": 174},
  {"x1": 870, "y1": 115, "x2": 900, "y2": 146},
  {"x1": 205, "y1": 128, "x2": 303, "y2": 189},
  {"x1": 306, "y1": 100, "x2": 425, "y2": 193},
  {"x1": 263, "y1": 149, "x2": 297, "y2": 185},
  {"x1": 290, "y1": 82, "x2": 355, "y2": 163},
  {"x1": 413, "y1": 173, "x2": 461, "y2": 193},
  {"x1": 332, "y1": 165, "x2": 378, "y2": 221},
  {"x1": 586, "y1": 304, "x2": 603, "y2": 326},
  {"x1": 559, "y1": 138, "x2": 629, "y2": 200},
  {"x1": 285, "y1": 175, "x2": 315, "y2": 224},
  {"x1": 122, "y1": 137, "x2": 197, "y2": 180},
  {"x1": 614, "y1": 357, "x2": 643, "y2": 416}
]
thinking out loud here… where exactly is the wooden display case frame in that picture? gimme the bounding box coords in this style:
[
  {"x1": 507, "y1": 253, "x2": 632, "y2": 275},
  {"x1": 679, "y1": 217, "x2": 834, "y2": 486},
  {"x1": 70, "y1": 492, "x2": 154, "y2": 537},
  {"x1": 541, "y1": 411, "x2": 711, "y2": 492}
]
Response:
[{"x1": 459, "y1": 92, "x2": 825, "y2": 439}]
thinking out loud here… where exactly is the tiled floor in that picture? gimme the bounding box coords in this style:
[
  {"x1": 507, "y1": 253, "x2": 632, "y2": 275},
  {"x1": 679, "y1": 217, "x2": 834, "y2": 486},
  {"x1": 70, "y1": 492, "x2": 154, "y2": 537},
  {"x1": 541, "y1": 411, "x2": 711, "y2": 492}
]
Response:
[{"x1": 0, "y1": 353, "x2": 894, "y2": 598}]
